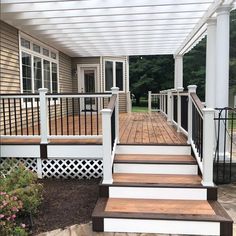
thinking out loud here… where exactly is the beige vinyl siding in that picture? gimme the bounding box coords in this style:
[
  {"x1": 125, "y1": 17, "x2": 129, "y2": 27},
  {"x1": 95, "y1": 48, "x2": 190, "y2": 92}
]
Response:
[
  {"x1": 0, "y1": 20, "x2": 20, "y2": 93},
  {"x1": 59, "y1": 52, "x2": 73, "y2": 93}
]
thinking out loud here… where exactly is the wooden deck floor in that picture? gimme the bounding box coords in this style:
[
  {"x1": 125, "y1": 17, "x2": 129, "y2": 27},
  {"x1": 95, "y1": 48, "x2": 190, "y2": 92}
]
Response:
[{"x1": 1, "y1": 112, "x2": 187, "y2": 145}]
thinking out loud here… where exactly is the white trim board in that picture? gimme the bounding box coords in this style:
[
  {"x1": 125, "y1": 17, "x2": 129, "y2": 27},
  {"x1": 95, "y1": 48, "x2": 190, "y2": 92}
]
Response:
[
  {"x1": 1, "y1": 145, "x2": 40, "y2": 158},
  {"x1": 116, "y1": 145, "x2": 191, "y2": 155},
  {"x1": 104, "y1": 218, "x2": 220, "y2": 235},
  {"x1": 109, "y1": 186, "x2": 207, "y2": 200},
  {"x1": 113, "y1": 163, "x2": 198, "y2": 175}
]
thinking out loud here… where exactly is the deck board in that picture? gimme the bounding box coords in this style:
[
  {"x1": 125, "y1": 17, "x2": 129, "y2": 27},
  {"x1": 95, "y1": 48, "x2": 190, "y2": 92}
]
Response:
[
  {"x1": 1, "y1": 112, "x2": 187, "y2": 145},
  {"x1": 105, "y1": 198, "x2": 215, "y2": 215}
]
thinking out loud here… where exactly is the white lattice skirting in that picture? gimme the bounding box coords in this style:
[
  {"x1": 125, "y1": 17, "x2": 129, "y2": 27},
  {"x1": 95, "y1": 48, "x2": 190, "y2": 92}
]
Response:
[{"x1": 0, "y1": 158, "x2": 103, "y2": 179}]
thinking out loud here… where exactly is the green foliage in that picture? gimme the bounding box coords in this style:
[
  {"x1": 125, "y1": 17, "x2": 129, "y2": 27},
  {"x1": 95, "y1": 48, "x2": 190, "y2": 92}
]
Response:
[{"x1": 0, "y1": 160, "x2": 43, "y2": 235}]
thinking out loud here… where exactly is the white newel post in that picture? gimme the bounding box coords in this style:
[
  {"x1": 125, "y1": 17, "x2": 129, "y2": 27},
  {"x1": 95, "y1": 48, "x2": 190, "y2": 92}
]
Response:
[
  {"x1": 171, "y1": 89, "x2": 176, "y2": 122},
  {"x1": 187, "y1": 85, "x2": 197, "y2": 144},
  {"x1": 148, "y1": 91, "x2": 151, "y2": 113},
  {"x1": 205, "y1": 18, "x2": 216, "y2": 108},
  {"x1": 167, "y1": 90, "x2": 172, "y2": 122},
  {"x1": 163, "y1": 91, "x2": 166, "y2": 115},
  {"x1": 202, "y1": 108, "x2": 215, "y2": 186},
  {"x1": 160, "y1": 92, "x2": 163, "y2": 112},
  {"x1": 101, "y1": 108, "x2": 113, "y2": 184},
  {"x1": 177, "y1": 87, "x2": 184, "y2": 132},
  {"x1": 111, "y1": 87, "x2": 119, "y2": 142},
  {"x1": 39, "y1": 88, "x2": 48, "y2": 144}
]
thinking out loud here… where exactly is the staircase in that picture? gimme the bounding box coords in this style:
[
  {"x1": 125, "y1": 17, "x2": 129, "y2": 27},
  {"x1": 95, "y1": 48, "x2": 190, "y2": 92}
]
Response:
[{"x1": 92, "y1": 144, "x2": 233, "y2": 236}]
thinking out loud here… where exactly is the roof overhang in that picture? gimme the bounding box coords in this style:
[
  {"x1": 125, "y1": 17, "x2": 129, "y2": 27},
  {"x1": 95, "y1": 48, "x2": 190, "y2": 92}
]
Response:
[{"x1": 0, "y1": 0, "x2": 235, "y2": 57}]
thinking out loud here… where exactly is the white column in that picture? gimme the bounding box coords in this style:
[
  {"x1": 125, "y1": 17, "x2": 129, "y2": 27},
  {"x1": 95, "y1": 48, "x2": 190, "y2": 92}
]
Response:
[
  {"x1": 201, "y1": 108, "x2": 215, "y2": 187},
  {"x1": 167, "y1": 90, "x2": 172, "y2": 122},
  {"x1": 163, "y1": 91, "x2": 166, "y2": 115},
  {"x1": 215, "y1": 5, "x2": 231, "y2": 109},
  {"x1": 187, "y1": 85, "x2": 197, "y2": 144},
  {"x1": 205, "y1": 18, "x2": 217, "y2": 108},
  {"x1": 39, "y1": 88, "x2": 48, "y2": 144},
  {"x1": 174, "y1": 55, "x2": 183, "y2": 89},
  {"x1": 111, "y1": 87, "x2": 120, "y2": 142},
  {"x1": 148, "y1": 91, "x2": 152, "y2": 113},
  {"x1": 101, "y1": 108, "x2": 113, "y2": 184},
  {"x1": 177, "y1": 87, "x2": 184, "y2": 132}
]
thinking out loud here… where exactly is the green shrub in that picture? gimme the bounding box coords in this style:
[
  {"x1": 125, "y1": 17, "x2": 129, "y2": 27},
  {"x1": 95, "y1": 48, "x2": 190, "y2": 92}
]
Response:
[{"x1": 0, "y1": 159, "x2": 43, "y2": 235}]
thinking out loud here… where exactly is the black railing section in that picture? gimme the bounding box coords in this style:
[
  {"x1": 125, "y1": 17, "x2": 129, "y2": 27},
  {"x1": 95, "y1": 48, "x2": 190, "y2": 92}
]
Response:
[
  {"x1": 165, "y1": 95, "x2": 168, "y2": 114},
  {"x1": 191, "y1": 97, "x2": 203, "y2": 160},
  {"x1": 214, "y1": 107, "x2": 236, "y2": 184},
  {"x1": 151, "y1": 95, "x2": 159, "y2": 110},
  {"x1": 0, "y1": 97, "x2": 40, "y2": 136},
  {"x1": 173, "y1": 95, "x2": 177, "y2": 123},
  {"x1": 181, "y1": 95, "x2": 188, "y2": 131},
  {"x1": 47, "y1": 95, "x2": 110, "y2": 136}
]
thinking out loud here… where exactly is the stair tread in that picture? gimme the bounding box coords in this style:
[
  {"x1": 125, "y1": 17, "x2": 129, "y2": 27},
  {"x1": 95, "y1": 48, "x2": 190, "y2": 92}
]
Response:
[
  {"x1": 114, "y1": 154, "x2": 196, "y2": 164},
  {"x1": 113, "y1": 173, "x2": 202, "y2": 186},
  {"x1": 93, "y1": 198, "x2": 233, "y2": 222}
]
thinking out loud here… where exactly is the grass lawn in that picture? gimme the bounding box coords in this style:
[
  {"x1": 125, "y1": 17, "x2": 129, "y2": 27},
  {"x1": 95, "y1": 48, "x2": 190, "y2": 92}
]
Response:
[{"x1": 132, "y1": 106, "x2": 148, "y2": 112}]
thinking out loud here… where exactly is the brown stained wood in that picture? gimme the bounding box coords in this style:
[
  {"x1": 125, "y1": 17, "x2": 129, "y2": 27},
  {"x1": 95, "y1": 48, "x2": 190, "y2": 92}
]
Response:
[
  {"x1": 113, "y1": 173, "x2": 202, "y2": 185},
  {"x1": 105, "y1": 198, "x2": 215, "y2": 216},
  {"x1": 1, "y1": 112, "x2": 187, "y2": 145},
  {"x1": 114, "y1": 154, "x2": 196, "y2": 164}
]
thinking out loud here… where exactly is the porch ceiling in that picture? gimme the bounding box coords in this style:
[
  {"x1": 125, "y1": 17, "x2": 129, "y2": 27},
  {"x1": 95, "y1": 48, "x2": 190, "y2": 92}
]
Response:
[{"x1": 0, "y1": 0, "x2": 234, "y2": 57}]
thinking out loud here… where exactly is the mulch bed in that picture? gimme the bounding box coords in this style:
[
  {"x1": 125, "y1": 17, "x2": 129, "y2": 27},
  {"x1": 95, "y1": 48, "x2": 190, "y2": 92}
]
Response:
[{"x1": 31, "y1": 178, "x2": 101, "y2": 235}]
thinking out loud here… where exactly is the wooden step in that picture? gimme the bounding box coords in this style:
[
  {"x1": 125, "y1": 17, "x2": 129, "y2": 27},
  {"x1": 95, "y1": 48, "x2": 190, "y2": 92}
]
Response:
[
  {"x1": 99, "y1": 173, "x2": 217, "y2": 200},
  {"x1": 92, "y1": 198, "x2": 233, "y2": 235},
  {"x1": 114, "y1": 154, "x2": 196, "y2": 164},
  {"x1": 113, "y1": 173, "x2": 201, "y2": 185}
]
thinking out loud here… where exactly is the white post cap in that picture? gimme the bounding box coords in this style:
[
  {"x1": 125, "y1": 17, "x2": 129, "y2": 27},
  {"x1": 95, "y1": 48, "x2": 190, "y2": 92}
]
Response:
[
  {"x1": 177, "y1": 87, "x2": 184, "y2": 92},
  {"x1": 187, "y1": 85, "x2": 197, "y2": 93},
  {"x1": 38, "y1": 88, "x2": 48, "y2": 93},
  {"x1": 111, "y1": 87, "x2": 119, "y2": 93}
]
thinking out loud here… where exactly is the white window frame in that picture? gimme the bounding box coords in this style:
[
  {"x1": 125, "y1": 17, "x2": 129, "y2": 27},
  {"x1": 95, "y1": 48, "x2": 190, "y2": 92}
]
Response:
[
  {"x1": 19, "y1": 32, "x2": 59, "y2": 95},
  {"x1": 103, "y1": 59, "x2": 125, "y2": 92}
]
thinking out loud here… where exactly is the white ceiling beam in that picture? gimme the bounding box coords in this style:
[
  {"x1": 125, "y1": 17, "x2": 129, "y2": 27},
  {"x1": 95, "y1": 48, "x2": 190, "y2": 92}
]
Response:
[
  {"x1": 1, "y1": 0, "x2": 212, "y2": 13},
  {"x1": 1, "y1": 5, "x2": 208, "y2": 20},
  {"x1": 175, "y1": 0, "x2": 224, "y2": 55}
]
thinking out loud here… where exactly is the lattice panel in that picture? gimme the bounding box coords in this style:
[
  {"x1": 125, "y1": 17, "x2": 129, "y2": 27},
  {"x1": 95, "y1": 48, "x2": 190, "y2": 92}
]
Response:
[
  {"x1": 0, "y1": 157, "x2": 37, "y2": 174},
  {"x1": 42, "y1": 159, "x2": 103, "y2": 179}
]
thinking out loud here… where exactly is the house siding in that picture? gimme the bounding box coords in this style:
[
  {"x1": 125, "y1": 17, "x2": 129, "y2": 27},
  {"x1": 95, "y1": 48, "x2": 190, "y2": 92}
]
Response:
[{"x1": 0, "y1": 21, "x2": 20, "y2": 93}]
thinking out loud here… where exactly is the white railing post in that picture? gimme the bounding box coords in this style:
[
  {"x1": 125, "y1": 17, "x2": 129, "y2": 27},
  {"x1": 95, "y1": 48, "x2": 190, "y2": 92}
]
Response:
[
  {"x1": 167, "y1": 90, "x2": 172, "y2": 122},
  {"x1": 201, "y1": 108, "x2": 215, "y2": 186},
  {"x1": 111, "y1": 87, "x2": 119, "y2": 142},
  {"x1": 187, "y1": 85, "x2": 197, "y2": 144},
  {"x1": 148, "y1": 91, "x2": 152, "y2": 113},
  {"x1": 160, "y1": 92, "x2": 163, "y2": 112},
  {"x1": 39, "y1": 88, "x2": 48, "y2": 144},
  {"x1": 163, "y1": 91, "x2": 166, "y2": 115},
  {"x1": 101, "y1": 108, "x2": 113, "y2": 184},
  {"x1": 171, "y1": 89, "x2": 176, "y2": 122},
  {"x1": 177, "y1": 87, "x2": 184, "y2": 132}
]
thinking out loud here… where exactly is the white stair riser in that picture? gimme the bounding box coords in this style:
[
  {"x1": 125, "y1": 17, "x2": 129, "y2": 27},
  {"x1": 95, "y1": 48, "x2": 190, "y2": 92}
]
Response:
[
  {"x1": 116, "y1": 145, "x2": 191, "y2": 155},
  {"x1": 108, "y1": 186, "x2": 207, "y2": 200},
  {"x1": 113, "y1": 163, "x2": 198, "y2": 175},
  {"x1": 104, "y1": 218, "x2": 220, "y2": 235}
]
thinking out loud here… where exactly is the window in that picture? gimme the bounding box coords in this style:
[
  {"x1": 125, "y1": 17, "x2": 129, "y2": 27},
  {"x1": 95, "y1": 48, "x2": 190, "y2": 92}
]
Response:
[
  {"x1": 104, "y1": 60, "x2": 124, "y2": 91},
  {"x1": 20, "y1": 36, "x2": 58, "y2": 93}
]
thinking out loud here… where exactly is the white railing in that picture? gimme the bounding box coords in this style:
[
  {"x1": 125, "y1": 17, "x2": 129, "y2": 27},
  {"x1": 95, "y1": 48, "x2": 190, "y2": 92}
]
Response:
[
  {"x1": 148, "y1": 91, "x2": 161, "y2": 113},
  {"x1": 153, "y1": 85, "x2": 215, "y2": 186}
]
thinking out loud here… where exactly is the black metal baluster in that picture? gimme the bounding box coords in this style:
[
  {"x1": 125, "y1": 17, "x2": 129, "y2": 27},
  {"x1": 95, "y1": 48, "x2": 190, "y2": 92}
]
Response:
[
  {"x1": 102, "y1": 97, "x2": 105, "y2": 109},
  {"x1": 2, "y1": 99, "x2": 6, "y2": 135},
  {"x1": 13, "y1": 98, "x2": 17, "y2": 135},
  {"x1": 229, "y1": 111, "x2": 234, "y2": 182},
  {"x1": 66, "y1": 98, "x2": 69, "y2": 135},
  {"x1": 60, "y1": 98, "x2": 63, "y2": 135},
  {"x1": 37, "y1": 98, "x2": 40, "y2": 135},
  {"x1": 96, "y1": 97, "x2": 99, "y2": 135},
  {"x1": 19, "y1": 98, "x2": 23, "y2": 135},
  {"x1": 8, "y1": 98, "x2": 12, "y2": 135},
  {"x1": 25, "y1": 98, "x2": 29, "y2": 135},
  {"x1": 72, "y1": 97, "x2": 75, "y2": 135},
  {"x1": 84, "y1": 97, "x2": 87, "y2": 135},
  {"x1": 78, "y1": 98, "x2": 81, "y2": 135},
  {"x1": 90, "y1": 97, "x2": 93, "y2": 135},
  {"x1": 31, "y1": 98, "x2": 34, "y2": 135},
  {"x1": 54, "y1": 98, "x2": 57, "y2": 135},
  {"x1": 48, "y1": 98, "x2": 51, "y2": 135}
]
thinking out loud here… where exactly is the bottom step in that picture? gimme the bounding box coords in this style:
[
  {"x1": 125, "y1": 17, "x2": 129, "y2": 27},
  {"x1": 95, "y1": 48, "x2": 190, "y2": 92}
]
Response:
[{"x1": 92, "y1": 198, "x2": 233, "y2": 236}]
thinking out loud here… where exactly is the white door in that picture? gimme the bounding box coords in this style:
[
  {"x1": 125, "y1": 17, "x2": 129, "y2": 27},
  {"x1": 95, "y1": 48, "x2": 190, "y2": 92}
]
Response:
[{"x1": 80, "y1": 67, "x2": 97, "y2": 111}]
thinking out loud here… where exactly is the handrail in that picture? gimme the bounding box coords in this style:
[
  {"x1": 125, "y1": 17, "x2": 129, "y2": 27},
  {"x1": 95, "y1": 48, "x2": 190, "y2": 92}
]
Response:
[
  {"x1": 190, "y1": 93, "x2": 204, "y2": 116},
  {"x1": 107, "y1": 94, "x2": 117, "y2": 112}
]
